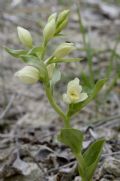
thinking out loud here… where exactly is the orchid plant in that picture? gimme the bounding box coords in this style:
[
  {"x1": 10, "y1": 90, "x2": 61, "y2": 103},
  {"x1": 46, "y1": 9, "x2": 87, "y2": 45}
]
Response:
[{"x1": 6, "y1": 10, "x2": 106, "y2": 181}]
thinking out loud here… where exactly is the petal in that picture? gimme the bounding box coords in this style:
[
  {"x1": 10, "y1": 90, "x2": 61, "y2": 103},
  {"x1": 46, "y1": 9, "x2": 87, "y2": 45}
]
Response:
[
  {"x1": 74, "y1": 77, "x2": 80, "y2": 84},
  {"x1": 67, "y1": 78, "x2": 82, "y2": 92},
  {"x1": 67, "y1": 84, "x2": 82, "y2": 95},
  {"x1": 63, "y1": 94, "x2": 71, "y2": 104},
  {"x1": 14, "y1": 66, "x2": 39, "y2": 84},
  {"x1": 78, "y1": 93, "x2": 88, "y2": 102}
]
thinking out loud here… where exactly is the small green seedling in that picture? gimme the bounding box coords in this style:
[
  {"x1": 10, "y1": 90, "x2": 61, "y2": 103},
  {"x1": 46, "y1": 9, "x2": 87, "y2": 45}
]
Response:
[{"x1": 6, "y1": 10, "x2": 106, "y2": 181}]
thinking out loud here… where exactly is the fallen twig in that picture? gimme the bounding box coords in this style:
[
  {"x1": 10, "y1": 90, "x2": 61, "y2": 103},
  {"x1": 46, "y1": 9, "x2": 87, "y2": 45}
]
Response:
[{"x1": 0, "y1": 95, "x2": 15, "y2": 120}]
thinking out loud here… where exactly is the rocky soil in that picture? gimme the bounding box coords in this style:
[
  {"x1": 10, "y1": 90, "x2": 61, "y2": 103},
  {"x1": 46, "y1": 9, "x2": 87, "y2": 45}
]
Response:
[{"x1": 0, "y1": 0, "x2": 120, "y2": 180}]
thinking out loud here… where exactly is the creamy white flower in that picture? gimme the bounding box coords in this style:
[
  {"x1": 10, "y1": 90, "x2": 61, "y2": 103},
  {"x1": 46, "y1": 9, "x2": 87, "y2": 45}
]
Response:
[
  {"x1": 17, "y1": 26, "x2": 33, "y2": 48},
  {"x1": 63, "y1": 78, "x2": 88, "y2": 104},
  {"x1": 15, "y1": 66, "x2": 40, "y2": 84},
  {"x1": 55, "y1": 10, "x2": 70, "y2": 34},
  {"x1": 48, "y1": 12, "x2": 57, "y2": 22},
  {"x1": 47, "y1": 63, "x2": 55, "y2": 79},
  {"x1": 43, "y1": 19, "x2": 56, "y2": 44},
  {"x1": 53, "y1": 43, "x2": 75, "y2": 59},
  {"x1": 57, "y1": 10, "x2": 70, "y2": 25}
]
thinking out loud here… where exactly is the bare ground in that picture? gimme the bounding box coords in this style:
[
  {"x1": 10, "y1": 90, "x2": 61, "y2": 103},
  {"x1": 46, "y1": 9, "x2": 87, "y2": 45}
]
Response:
[{"x1": 0, "y1": 0, "x2": 120, "y2": 180}]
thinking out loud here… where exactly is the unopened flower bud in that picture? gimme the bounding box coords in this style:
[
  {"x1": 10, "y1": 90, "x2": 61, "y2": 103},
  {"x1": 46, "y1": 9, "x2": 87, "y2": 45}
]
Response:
[
  {"x1": 47, "y1": 63, "x2": 55, "y2": 79},
  {"x1": 57, "y1": 10, "x2": 70, "y2": 26},
  {"x1": 48, "y1": 12, "x2": 57, "y2": 22},
  {"x1": 15, "y1": 66, "x2": 40, "y2": 84},
  {"x1": 17, "y1": 26, "x2": 33, "y2": 48},
  {"x1": 55, "y1": 18, "x2": 68, "y2": 34},
  {"x1": 53, "y1": 43, "x2": 75, "y2": 59},
  {"x1": 63, "y1": 78, "x2": 88, "y2": 104},
  {"x1": 43, "y1": 19, "x2": 56, "y2": 44}
]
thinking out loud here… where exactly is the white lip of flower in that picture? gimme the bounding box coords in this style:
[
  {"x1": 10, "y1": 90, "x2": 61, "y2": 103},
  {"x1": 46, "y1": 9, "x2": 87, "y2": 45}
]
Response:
[
  {"x1": 15, "y1": 65, "x2": 40, "y2": 84},
  {"x1": 63, "y1": 78, "x2": 88, "y2": 104}
]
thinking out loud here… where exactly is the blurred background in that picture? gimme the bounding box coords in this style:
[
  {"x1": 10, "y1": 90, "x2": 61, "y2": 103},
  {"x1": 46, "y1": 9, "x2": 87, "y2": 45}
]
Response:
[{"x1": 0, "y1": 0, "x2": 120, "y2": 181}]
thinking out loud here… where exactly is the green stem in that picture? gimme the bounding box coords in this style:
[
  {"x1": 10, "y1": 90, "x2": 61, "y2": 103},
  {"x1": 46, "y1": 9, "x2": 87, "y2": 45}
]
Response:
[
  {"x1": 81, "y1": 178, "x2": 92, "y2": 181},
  {"x1": 41, "y1": 39, "x2": 71, "y2": 128},
  {"x1": 106, "y1": 38, "x2": 120, "y2": 78},
  {"x1": 41, "y1": 41, "x2": 47, "y2": 61},
  {"x1": 76, "y1": 2, "x2": 94, "y2": 85},
  {"x1": 75, "y1": 153, "x2": 89, "y2": 181},
  {"x1": 64, "y1": 115, "x2": 71, "y2": 128},
  {"x1": 76, "y1": 153, "x2": 86, "y2": 171},
  {"x1": 41, "y1": 46, "x2": 46, "y2": 60},
  {"x1": 44, "y1": 83, "x2": 69, "y2": 126}
]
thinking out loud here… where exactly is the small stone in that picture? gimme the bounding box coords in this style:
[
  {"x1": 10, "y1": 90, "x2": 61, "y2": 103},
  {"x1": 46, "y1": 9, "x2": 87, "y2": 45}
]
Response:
[
  {"x1": 103, "y1": 157, "x2": 120, "y2": 177},
  {"x1": 100, "y1": 179, "x2": 109, "y2": 181},
  {"x1": 4, "y1": 163, "x2": 43, "y2": 181},
  {"x1": 74, "y1": 176, "x2": 81, "y2": 181}
]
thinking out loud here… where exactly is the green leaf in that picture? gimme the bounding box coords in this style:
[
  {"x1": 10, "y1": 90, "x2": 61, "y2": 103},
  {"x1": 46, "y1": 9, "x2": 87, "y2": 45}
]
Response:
[
  {"x1": 50, "y1": 66, "x2": 61, "y2": 87},
  {"x1": 77, "y1": 154, "x2": 86, "y2": 179},
  {"x1": 20, "y1": 54, "x2": 37, "y2": 63},
  {"x1": 38, "y1": 61, "x2": 48, "y2": 81},
  {"x1": 5, "y1": 47, "x2": 28, "y2": 59},
  {"x1": 54, "y1": 33, "x2": 64, "y2": 37},
  {"x1": 81, "y1": 72, "x2": 93, "y2": 90},
  {"x1": 20, "y1": 54, "x2": 43, "y2": 64},
  {"x1": 58, "y1": 128, "x2": 83, "y2": 154},
  {"x1": 68, "y1": 79, "x2": 107, "y2": 117},
  {"x1": 49, "y1": 57, "x2": 83, "y2": 64},
  {"x1": 5, "y1": 46, "x2": 44, "y2": 62},
  {"x1": 28, "y1": 46, "x2": 44, "y2": 58},
  {"x1": 83, "y1": 139, "x2": 105, "y2": 180}
]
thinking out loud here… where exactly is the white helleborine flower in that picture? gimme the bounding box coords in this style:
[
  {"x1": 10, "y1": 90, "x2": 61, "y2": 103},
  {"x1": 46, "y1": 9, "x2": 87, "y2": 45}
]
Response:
[
  {"x1": 53, "y1": 43, "x2": 75, "y2": 59},
  {"x1": 47, "y1": 63, "x2": 55, "y2": 79},
  {"x1": 15, "y1": 66, "x2": 40, "y2": 84},
  {"x1": 48, "y1": 12, "x2": 57, "y2": 22},
  {"x1": 43, "y1": 19, "x2": 56, "y2": 44},
  {"x1": 56, "y1": 10, "x2": 70, "y2": 34},
  {"x1": 55, "y1": 18, "x2": 68, "y2": 34},
  {"x1": 63, "y1": 78, "x2": 88, "y2": 104},
  {"x1": 17, "y1": 26, "x2": 33, "y2": 48},
  {"x1": 56, "y1": 10, "x2": 70, "y2": 26}
]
